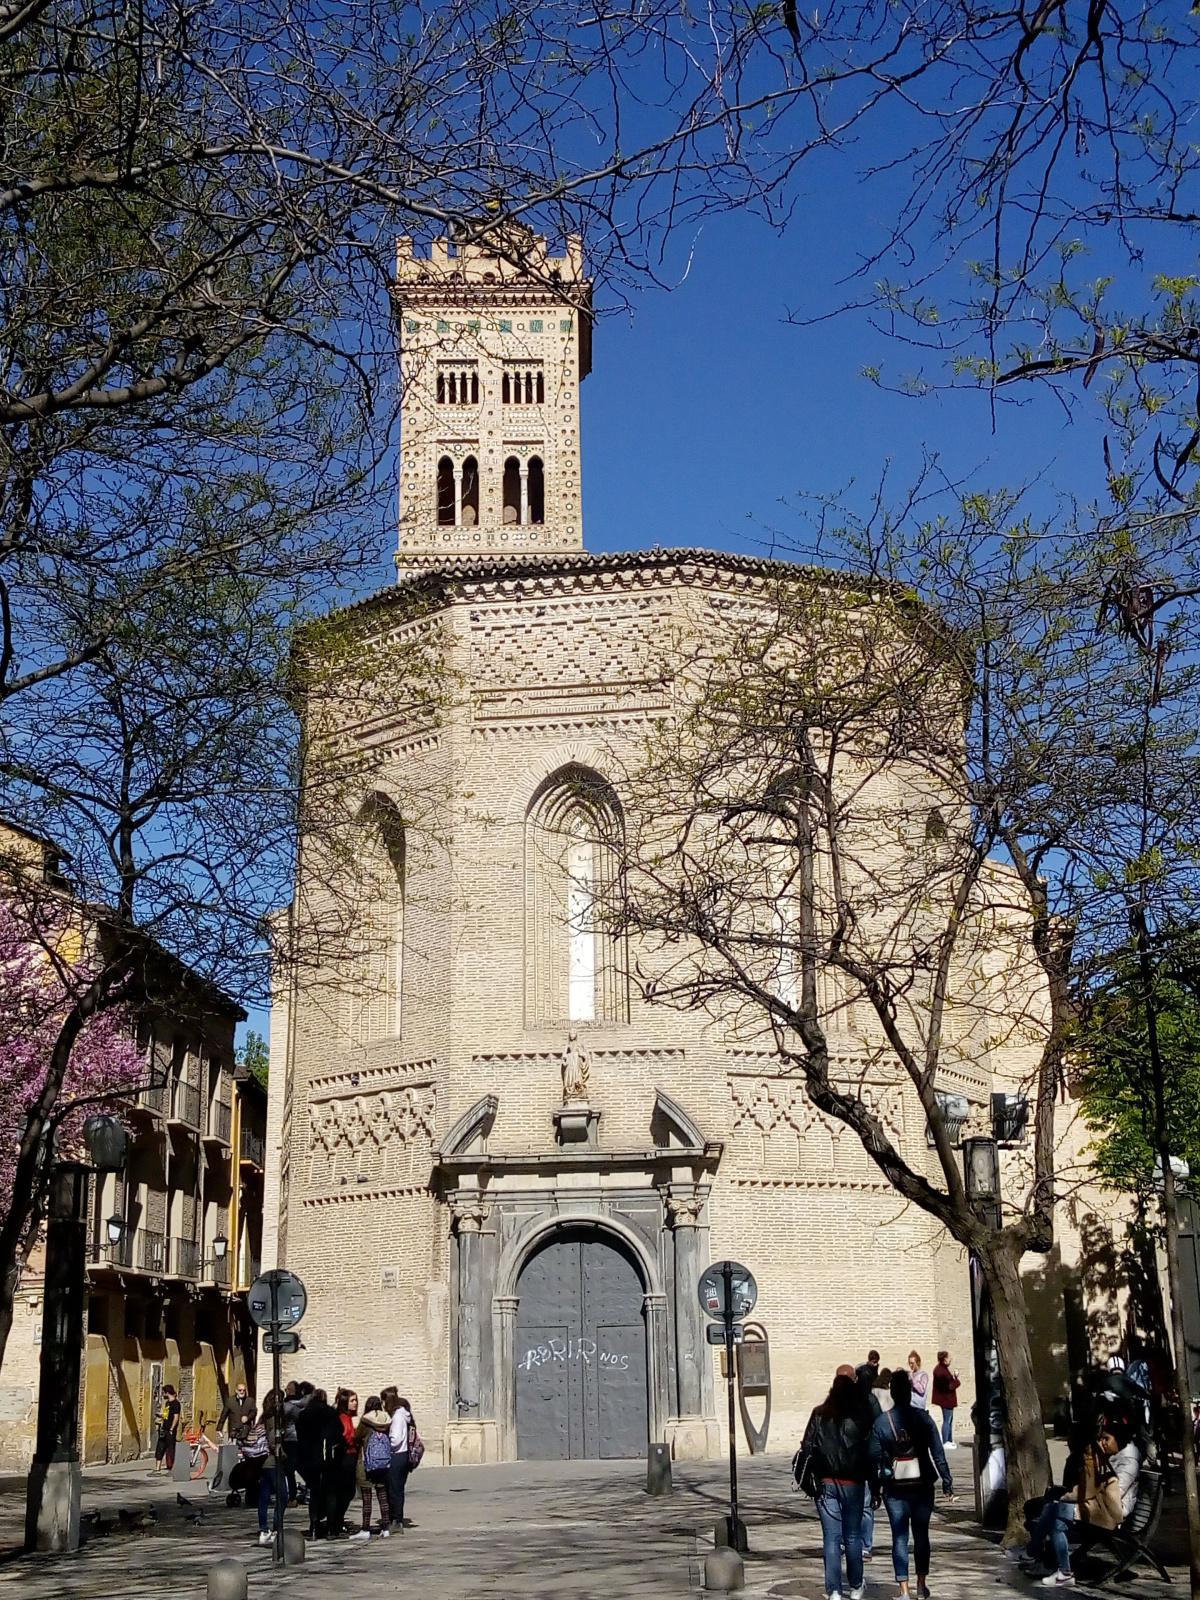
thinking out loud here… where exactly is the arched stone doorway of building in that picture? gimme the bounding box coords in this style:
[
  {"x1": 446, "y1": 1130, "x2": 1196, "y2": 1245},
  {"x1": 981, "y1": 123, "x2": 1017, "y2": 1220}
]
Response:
[{"x1": 514, "y1": 1226, "x2": 649, "y2": 1460}]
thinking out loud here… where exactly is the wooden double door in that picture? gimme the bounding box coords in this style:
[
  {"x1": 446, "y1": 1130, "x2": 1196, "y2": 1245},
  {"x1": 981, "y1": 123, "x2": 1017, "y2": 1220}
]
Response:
[{"x1": 514, "y1": 1229, "x2": 648, "y2": 1460}]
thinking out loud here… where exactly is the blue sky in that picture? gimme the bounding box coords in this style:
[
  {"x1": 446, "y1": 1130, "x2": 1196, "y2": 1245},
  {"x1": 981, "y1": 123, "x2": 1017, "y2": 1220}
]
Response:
[{"x1": 580, "y1": 200, "x2": 1111, "y2": 562}]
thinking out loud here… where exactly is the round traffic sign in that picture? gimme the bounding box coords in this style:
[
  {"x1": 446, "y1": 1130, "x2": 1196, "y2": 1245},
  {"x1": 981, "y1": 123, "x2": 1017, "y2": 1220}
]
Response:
[
  {"x1": 697, "y1": 1260, "x2": 757, "y2": 1320},
  {"x1": 248, "y1": 1269, "x2": 308, "y2": 1330}
]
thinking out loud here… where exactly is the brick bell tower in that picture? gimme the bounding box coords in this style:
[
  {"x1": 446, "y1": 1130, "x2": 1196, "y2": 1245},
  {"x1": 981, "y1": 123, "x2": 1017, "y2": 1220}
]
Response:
[{"x1": 394, "y1": 227, "x2": 592, "y2": 565}]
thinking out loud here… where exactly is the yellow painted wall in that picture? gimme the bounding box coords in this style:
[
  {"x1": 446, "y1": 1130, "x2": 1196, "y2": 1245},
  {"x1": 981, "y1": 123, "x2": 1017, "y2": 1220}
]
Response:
[{"x1": 81, "y1": 1336, "x2": 110, "y2": 1464}]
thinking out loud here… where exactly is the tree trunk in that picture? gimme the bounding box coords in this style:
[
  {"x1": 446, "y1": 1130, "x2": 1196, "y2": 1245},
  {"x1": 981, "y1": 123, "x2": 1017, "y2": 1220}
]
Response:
[
  {"x1": 982, "y1": 1234, "x2": 1052, "y2": 1544},
  {"x1": 1160, "y1": 1161, "x2": 1200, "y2": 1600},
  {"x1": 0, "y1": 1251, "x2": 18, "y2": 1375}
]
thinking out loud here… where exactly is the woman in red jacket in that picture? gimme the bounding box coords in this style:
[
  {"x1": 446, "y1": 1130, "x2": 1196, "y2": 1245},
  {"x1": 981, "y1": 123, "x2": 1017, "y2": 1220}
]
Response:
[
  {"x1": 331, "y1": 1389, "x2": 360, "y2": 1536},
  {"x1": 931, "y1": 1352, "x2": 961, "y2": 1449}
]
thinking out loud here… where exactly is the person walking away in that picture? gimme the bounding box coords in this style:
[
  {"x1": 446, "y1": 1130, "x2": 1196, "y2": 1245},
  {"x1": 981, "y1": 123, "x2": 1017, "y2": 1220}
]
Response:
[
  {"x1": 853, "y1": 1361, "x2": 884, "y2": 1562},
  {"x1": 1021, "y1": 1421, "x2": 1139, "y2": 1587},
  {"x1": 932, "y1": 1353, "x2": 961, "y2": 1449},
  {"x1": 350, "y1": 1398, "x2": 394, "y2": 1540},
  {"x1": 295, "y1": 1388, "x2": 344, "y2": 1538},
  {"x1": 870, "y1": 1368, "x2": 955, "y2": 1600},
  {"x1": 382, "y1": 1387, "x2": 414, "y2": 1531},
  {"x1": 800, "y1": 1367, "x2": 874, "y2": 1600},
  {"x1": 250, "y1": 1391, "x2": 290, "y2": 1546},
  {"x1": 907, "y1": 1352, "x2": 931, "y2": 1412},
  {"x1": 154, "y1": 1384, "x2": 181, "y2": 1473},
  {"x1": 219, "y1": 1381, "x2": 257, "y2": 1444},
  {"x1": 331, "y1": 1389, "x2": 360, "y2": 1536}
]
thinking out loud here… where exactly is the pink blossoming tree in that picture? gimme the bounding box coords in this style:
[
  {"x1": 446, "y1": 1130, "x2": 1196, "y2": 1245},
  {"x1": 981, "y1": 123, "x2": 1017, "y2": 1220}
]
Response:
[{"x1": 0, "y1": 900, "x2": 145, "y2": 1292}]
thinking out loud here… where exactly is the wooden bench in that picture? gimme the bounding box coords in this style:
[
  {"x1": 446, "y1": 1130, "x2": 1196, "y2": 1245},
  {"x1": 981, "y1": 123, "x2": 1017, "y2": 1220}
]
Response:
[{"x1": 1072, "y1": 1468, "x2": 1173, "y2": 1587}]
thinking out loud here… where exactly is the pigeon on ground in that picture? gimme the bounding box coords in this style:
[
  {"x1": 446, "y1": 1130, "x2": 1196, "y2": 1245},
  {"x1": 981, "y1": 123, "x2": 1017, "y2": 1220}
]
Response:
[
  {"x1": 116, "y1": 1508, "x2": 156, "y2": 1536},
  {"x1": 176, "y1": 1493, "x2": 192, "y2": 1508}
]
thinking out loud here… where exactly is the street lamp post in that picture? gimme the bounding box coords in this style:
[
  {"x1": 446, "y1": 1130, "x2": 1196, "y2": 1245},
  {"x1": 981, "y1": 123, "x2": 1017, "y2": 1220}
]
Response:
[
  {"x1": 25, "y1": 1115, "x2": 129, "y2": 1554},
  {"x1": 962, "y1": 1135, "x2": 1004, "y2": 1528}
]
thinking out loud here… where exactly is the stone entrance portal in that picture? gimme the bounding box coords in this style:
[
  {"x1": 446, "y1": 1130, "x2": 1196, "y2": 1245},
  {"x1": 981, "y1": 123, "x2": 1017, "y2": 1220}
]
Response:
[
  {"x1": 436, "y1": 1089, "x2": 723, "y2": 1464},
  {"x1": 514, "y1": 1229, "x2": 648, "y2": 1460}
]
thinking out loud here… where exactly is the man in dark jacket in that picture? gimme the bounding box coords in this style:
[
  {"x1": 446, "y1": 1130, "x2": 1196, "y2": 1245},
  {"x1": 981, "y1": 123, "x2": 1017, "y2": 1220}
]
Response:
[
  {"x1": 218, "y1": 1381, "x2": 257, "y2": 1442},
  {"x1": 855, "y1": 1350, "x2": 881, "y2": 1391},
  {"x1": 295, "y1": 1389, "x2": 345, "y2": 1538}
]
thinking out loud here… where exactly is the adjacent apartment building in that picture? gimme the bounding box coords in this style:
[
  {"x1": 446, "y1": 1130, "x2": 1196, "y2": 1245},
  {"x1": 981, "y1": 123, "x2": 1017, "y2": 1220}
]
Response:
[{"x1": 0, "y1": 821, "x2": 265, "y2": 1470}]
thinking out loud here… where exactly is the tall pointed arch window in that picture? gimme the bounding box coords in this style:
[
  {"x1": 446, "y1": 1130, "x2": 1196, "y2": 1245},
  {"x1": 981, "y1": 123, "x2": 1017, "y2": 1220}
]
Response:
[
  {"x1": 525, "y1": 765, "x2": 628, "y2": 1026},
  {"x1": 347, "y1": 794, "x2": 405, "y2": 1046}
]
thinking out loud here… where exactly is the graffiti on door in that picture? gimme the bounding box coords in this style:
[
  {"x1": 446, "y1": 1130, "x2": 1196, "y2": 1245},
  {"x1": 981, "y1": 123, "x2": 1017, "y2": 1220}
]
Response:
[{"x1": 519, "y1": 1336, "x2": 631, "y2": 1372}]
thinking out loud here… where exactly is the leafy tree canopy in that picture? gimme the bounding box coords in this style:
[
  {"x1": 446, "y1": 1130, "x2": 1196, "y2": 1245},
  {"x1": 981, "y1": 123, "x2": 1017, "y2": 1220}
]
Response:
[
  {"x1": 1078, "y1": 934, "x2": 1200, "y2": 1199},
  {"x1": 236, "y1": 1029, "x2": 270, "y2": 1091}
]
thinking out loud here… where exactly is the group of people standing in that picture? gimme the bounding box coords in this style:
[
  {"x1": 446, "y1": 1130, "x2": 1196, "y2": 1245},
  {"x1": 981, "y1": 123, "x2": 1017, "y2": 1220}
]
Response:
[
  {"x1": 218, "y1": 1378, "x2": 420, "y2": 1545},
  {"x1": 799, "y1": 1350, "x2": 958, "y2": 1600}
]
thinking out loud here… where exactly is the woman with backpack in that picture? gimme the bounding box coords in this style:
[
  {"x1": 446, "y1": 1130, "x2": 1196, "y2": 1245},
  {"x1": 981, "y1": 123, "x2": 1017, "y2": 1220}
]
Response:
[
  {"x1": 381, "y1": 1387, "x2": 415, "y2": 1531},
  {"x1": 349, "y1": 1397, "x2": 393, "y2": 1540},
  {"x1": 869, "y1": 1369, "x2": 956, "y2": 1600},
  {"x1": 799, "y1": 1365, "x2": 875, "y2": 1600}
]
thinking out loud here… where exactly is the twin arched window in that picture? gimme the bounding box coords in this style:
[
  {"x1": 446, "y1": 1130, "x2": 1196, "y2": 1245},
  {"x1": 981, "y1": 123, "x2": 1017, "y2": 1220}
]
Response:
[
  {"x1": 525, "y1": 765, "x2": 628, "y2": 1026},
  {"x1": 502, "y1": 455, "x2": 545, "y2": 526},
  {"x1": 436, "y1": 455, "x2": 480, "y2": 528},
  {"x1": 346, "y1": 794, "x2": 405, "y2": 1046}
]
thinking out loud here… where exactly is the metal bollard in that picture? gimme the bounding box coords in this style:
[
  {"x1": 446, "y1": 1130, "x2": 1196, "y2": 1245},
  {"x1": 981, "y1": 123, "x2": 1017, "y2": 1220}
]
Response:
[
  {"x1": 646, "y1": 1441, "x2": 673, "y2": 1496},
  {"x1": 206, "y1": 1558, "x2": 248, "y2": 1600},
  {"x1": 704, "y1": 1548, "x2": 745, "y2": 1591}
]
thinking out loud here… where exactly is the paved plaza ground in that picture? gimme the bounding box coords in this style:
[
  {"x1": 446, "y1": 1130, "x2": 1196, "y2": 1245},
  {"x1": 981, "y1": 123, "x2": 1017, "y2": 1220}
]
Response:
[{"x1": 0, "y1": 1451, "x2": 1189, "y2": 1600}]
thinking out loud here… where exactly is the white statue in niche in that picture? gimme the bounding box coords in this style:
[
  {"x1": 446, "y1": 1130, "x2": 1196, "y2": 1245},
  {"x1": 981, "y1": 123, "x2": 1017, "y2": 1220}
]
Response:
[{"x1": 560, "y1": 1030, "x2": 590, "y2": 1104}]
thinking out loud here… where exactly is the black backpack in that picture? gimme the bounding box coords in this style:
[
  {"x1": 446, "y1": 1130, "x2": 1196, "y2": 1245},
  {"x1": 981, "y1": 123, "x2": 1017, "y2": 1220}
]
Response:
[{"x1": 791, "y1": 1443, "x2": 823, "y2": 1497}]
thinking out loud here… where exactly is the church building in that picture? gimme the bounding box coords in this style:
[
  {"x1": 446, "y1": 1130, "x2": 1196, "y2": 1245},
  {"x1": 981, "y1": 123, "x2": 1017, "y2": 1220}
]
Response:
[{"x1": 263, "y1": 232, "x2": 1079, "y2": 1464}]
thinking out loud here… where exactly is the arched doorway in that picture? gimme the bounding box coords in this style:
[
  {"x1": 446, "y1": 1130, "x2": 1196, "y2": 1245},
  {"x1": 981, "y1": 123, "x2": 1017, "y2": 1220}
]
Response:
[{"x1": 514, "y1": 1227, "x2": 648, "y2": 1460}]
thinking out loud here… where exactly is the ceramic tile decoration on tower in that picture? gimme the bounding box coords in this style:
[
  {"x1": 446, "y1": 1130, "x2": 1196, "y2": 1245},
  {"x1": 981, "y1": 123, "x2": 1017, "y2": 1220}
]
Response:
[
  {"x1": 394, "y1": 227, "x2": 589, "y2": 563},
  {"x1": 263, "y1": 228, "x2": 1120, "y2": 1469}
]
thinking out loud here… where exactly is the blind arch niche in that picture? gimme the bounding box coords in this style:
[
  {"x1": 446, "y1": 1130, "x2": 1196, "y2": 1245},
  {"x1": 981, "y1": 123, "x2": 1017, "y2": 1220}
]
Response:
[{"x1": 345, "y1": 792, "x2": 406, "y2": 1046}]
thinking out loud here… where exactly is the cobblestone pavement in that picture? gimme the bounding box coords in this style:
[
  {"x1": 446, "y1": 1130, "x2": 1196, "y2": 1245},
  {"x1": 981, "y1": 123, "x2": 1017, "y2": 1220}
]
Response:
[{"x1": 0, "y1": 1453, "x2": 1188, "y2": 1600}]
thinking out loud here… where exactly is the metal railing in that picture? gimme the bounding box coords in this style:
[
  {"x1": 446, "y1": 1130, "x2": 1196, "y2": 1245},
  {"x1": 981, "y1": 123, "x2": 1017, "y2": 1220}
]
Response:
[
  {"x1": 210, "y1": 1099, "x2": 232, "y2": 1144},
  {"x1": 172, "y1": 1237, "x2": 200, "y2": 1278},
  {"x1": 140, "y1": 1229, "x2": 167, "y2": 1274},
  {"x1": 95, "y1": 1231, "x2": 134, "y2": 1269},
  {"x1": 239, "y1": 1126, "x2": 265, "y2": 1167},
  {"x1": 170, "y1": 1080, "x2": 201, "y2": 1128},
  {"x1": 210, "y1": 1254, "x2": 231, "y2": 1287},
  {"x1": 139, "y1": 1078, "x2": 169, "y2": 1116}
]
